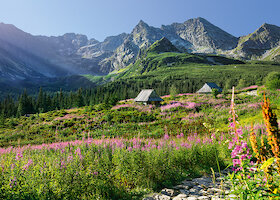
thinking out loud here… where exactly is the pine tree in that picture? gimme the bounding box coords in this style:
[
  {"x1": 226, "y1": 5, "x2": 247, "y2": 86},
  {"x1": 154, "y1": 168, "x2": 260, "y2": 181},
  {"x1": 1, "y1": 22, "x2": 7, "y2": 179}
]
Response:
[
  {"x1": 37, "y1": 87, "x2": 44, "y2": 113},
  {"x1": 75, "y1": 88, "x2": 84, "y2": 107}
]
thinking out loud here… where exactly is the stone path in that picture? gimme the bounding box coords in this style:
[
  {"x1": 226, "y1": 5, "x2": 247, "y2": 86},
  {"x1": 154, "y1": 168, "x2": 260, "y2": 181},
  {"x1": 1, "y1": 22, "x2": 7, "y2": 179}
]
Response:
[{"x1": 143, "y1": 170, "x2": 237, "y2": 200}]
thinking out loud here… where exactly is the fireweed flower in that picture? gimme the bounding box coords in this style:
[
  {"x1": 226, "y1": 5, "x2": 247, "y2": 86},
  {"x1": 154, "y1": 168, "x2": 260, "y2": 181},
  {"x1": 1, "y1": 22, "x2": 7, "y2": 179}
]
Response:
[
  {"x1": 22, "y1": 159, "x2": 33, "y2": 171},
  {"x1": 15, "y1": 153, "x2": 23, "y2": 160},
  {"x1": 9, "y1": 177, "x2": 17, "y2": 188},
  {"x1": 228, "y1": 87, "x2": 251, "y2": 171},
  {"x1": 164, "y1": 134, "x2": 169, "y2": 140},
  {"x1": 67, "y1": 154, "x2": 73, "y2": 162},
  {"x1": 228, "y1": 141, "x2": 234, "y2": 149},
  {"x1": 60, "y1": 160, "x2": 66, "y2": 169},
  {"x1": 75, "y1": 147, "x2": 83, "y2": 159}
]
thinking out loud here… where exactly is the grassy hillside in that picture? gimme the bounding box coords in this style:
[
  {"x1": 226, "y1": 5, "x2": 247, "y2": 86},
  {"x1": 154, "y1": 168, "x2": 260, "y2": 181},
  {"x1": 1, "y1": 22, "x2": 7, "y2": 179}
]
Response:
[{"x1": 1, "y1": 87, "x2": 279, "y2": 147}]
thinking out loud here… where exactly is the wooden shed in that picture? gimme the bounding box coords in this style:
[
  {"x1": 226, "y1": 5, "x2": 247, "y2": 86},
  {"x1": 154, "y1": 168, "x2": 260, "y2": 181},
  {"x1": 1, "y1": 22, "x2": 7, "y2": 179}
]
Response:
[
  {"x1": 196, "y1": 82, "x2": 222, "y2": 94},
  {"x1": 134, "y1": 89, "x2": 163, "y2": 105}
]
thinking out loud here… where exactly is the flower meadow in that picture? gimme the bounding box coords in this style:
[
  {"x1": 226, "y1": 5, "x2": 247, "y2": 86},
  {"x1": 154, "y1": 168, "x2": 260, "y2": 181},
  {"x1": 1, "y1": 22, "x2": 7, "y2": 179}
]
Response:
[{"x1": 0, "y1": 133, "x2": 229, "y2": 199}]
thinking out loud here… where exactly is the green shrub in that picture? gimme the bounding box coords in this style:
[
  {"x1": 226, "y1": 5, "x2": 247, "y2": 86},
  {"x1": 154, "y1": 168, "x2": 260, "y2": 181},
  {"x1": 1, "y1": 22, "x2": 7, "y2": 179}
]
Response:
[{"x1": 265, "y1": 71, "x2": 280, "y2": 89}]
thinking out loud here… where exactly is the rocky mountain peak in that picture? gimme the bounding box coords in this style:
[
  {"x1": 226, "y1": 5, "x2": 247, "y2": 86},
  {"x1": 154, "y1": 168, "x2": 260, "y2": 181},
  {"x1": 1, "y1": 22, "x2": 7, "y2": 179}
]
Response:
[
  {"x1": 131, "y1": 20, "x2": 151, "y2": 36},
  {"x1": 255, "y1": 23, "x2": 280, "y2": 35},
  {"x1": 130, "y1": 20, "x2": 164, "y2": 48},
  {"x1": 136, "y1": 20, "x2": 149, "y2": 28},
  {"x1": 184, "y1": 17, "x2": 209, "y2": 25},
  {"x1": 61, "y1": 33, "x2": 88, "y2": 48},
  {"x1": 88, "y1": 38, "x2": 100, "y2": 45},
  {"x1": 161, "y1": 17, "x2": 238, "y2": 53},
  {"x1": 229, "y1": 23, "x2": 280, "y2": 59}
]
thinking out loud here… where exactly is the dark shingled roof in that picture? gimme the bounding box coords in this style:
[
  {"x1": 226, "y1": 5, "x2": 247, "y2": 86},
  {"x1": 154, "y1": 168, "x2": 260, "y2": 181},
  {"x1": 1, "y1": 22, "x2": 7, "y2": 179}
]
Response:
[
  {"x1": 196, "y1": 82, "x2": 222, "y2": 93},
  {"x1": 134, "y1": 89, "x2": 163, "y2": 102}
]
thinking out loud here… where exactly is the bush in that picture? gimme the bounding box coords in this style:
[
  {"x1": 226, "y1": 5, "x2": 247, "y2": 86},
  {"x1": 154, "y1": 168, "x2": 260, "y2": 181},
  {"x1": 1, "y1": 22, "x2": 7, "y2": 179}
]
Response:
[
  {"x1": 265, "y1": 71, "x2": 280, "y2": 90},
  {"x1": 211, "y1": 88, "x2": 219, "y2": 99}
]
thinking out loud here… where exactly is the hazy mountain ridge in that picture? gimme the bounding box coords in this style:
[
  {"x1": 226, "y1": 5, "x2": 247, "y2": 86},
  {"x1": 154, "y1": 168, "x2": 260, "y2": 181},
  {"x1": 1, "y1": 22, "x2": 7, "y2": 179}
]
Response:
[{"x1": 0, "y1": 23, "x2": 128, "y2": 79}]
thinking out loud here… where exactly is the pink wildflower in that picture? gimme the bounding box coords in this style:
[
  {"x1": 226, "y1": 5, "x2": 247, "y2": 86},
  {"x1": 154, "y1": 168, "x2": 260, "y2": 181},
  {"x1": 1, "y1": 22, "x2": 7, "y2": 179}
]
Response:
[
  {"x1": 164, "y1": 134, "x2": 169, "y2": 140},
  {"x1": 15, "y1": 153, "x2": 23, "y2": 160}
]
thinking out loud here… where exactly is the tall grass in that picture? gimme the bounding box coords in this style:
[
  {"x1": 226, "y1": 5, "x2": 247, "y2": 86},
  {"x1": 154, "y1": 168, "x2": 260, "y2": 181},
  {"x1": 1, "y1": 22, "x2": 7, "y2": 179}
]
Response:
[{"x1": 0, "y1": 134, "x2": 228, "y2": 199}]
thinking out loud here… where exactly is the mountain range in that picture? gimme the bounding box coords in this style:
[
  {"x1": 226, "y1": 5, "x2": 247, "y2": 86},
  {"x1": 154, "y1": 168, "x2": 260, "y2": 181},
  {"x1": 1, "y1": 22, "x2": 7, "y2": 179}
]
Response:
[{"x1": 0, "y1": 17, "x2": 279, "y2": 83}]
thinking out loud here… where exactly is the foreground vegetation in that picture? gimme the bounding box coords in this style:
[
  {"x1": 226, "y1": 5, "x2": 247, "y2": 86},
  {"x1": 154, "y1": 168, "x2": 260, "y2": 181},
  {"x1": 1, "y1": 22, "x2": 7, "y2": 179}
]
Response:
[{"x1": 0, "y1": 135, "x2": 228, "y2": 199}]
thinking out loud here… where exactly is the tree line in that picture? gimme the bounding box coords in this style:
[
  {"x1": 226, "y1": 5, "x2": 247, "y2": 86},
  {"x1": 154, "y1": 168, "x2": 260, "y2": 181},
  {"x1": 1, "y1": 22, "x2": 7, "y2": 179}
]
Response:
[{"x1": 0, "y1": 70, "x2": 271, "y2": 120}]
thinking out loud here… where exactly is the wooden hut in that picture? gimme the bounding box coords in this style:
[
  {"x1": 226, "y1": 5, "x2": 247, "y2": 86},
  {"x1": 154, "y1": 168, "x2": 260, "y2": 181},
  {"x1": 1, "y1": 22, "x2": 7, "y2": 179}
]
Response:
[
  {"x1": 196, "y1": 82, "x2": 222, "y2": 94},
  {"x1": 134, "y1": 89, "x2": 163, "y2": 105}
]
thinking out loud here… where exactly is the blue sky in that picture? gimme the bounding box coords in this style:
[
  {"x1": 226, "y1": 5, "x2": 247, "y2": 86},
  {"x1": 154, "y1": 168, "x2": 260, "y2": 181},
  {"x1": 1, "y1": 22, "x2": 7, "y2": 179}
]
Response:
[{"x1": 0, "y1": 0, "x2": 279, "y2": 41}]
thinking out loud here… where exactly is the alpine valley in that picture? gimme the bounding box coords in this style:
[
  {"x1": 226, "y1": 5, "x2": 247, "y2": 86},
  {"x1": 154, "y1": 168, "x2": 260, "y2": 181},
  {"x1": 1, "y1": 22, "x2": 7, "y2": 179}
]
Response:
[{"x1": 1, "y1": 14, "x2": 280, "y2": 200}]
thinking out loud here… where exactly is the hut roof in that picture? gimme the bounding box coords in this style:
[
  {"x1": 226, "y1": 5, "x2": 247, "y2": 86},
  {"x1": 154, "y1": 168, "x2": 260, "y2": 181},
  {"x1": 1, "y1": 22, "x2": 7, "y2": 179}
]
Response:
[
  {"x1": 196, "y1": 82, "x2": 222, "y2": 93},
  {"x1": 134, "y1": 89, "x2": 163, "y2": 102}
]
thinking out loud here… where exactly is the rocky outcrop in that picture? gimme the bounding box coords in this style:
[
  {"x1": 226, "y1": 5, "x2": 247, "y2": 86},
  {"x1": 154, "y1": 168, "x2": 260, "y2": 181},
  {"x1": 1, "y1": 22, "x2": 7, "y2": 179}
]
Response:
[{"x1": 143, "y1": 170, "x2": 237, "y2": 200}]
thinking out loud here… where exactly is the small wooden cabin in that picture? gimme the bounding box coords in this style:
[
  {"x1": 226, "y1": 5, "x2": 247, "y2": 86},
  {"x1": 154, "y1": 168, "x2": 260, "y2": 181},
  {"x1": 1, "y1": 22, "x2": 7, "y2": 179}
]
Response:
[
  {"x1": 134, "y1": 89, "x2": 163, "y2": 105},
  {"x1": 196, "y1": 82, "x2": 222, "y2": 94}
]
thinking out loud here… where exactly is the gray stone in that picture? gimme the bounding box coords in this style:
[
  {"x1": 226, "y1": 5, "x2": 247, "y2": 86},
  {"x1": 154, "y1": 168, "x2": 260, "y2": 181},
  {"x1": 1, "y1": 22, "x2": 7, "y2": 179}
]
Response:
[
  {"x1": 173, "y1": 184, "x2": 189, "y2": 190},
  {"x1": 198, "y1": 189, "x2": 208, "y2": 196},
  {"x1": 152, "y1": 194, "x2": 171, "y2": 200},
  {"x1": 173, "y1": 194, "x2": 188, "y2": 200},
  {"x1": 181, "y1": 180, "x2": 196, "y2": 187},
  {"x1": 160, "y1": 188, "x2": 178, "y2": 197},
  {"x1": 143, "y1": 194, "x2": 171, "y2": 200},
  {"x1": 187, "y1": 197, "x2": 198, "y2": 200},
  {"x1": 192, "y1": 177, "x2": 212, "y2": 183},
  {"x1": 207, "y1": 188, "x2": 223, "y2": 194},
  {"x1": 179, "y1": 189, "x2": 190, "y2": 195},
  {"x1": 192, "y1": 177, "x2": 214, "y2": 187},
  {"x1": 193, "y1": 185, "x2": 204, "y2": 190},
  {"x1": 197, "y1": 196, "x2": 210, "y2": 200},
  {"x1": 189, "y1": 188, "x2": 198, "y2": 194}
]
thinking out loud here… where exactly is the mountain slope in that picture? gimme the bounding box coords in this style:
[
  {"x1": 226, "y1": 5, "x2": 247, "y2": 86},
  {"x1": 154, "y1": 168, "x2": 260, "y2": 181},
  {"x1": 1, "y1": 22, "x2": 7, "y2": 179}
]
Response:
[
  {"x1": 118, "y1": 38, "x2": 244, "y2": 79},
  {"x1": 262, "y1": 46, "x2": 280, "y2": 61},
  {"x1": 228, "y1": 23, "x2": 280, "y2": 59}
]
